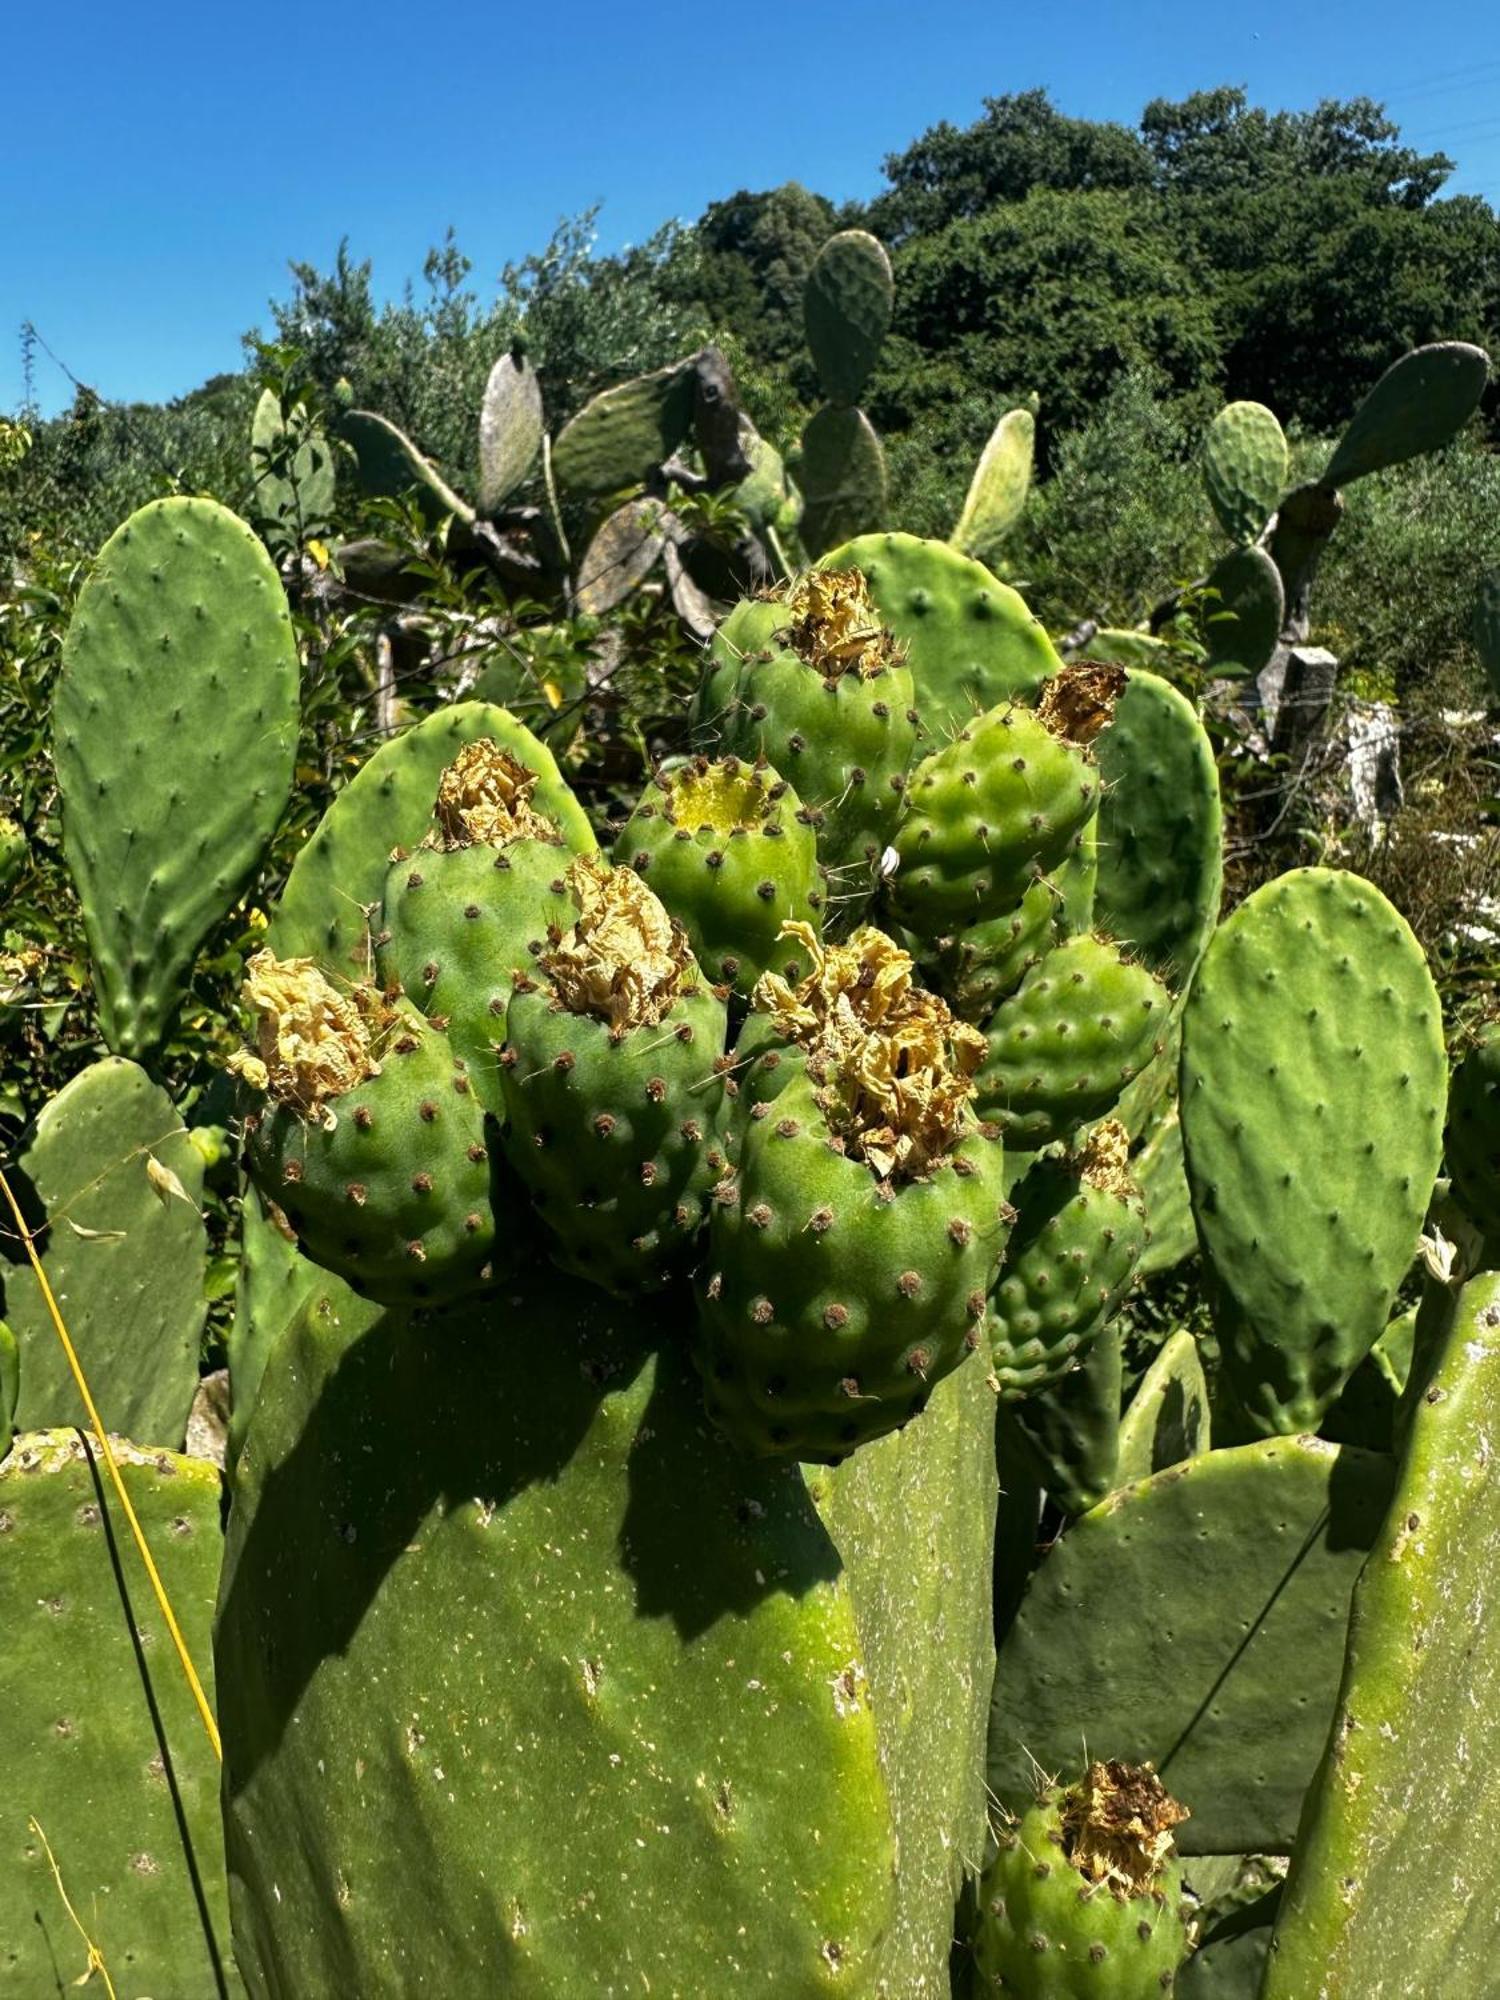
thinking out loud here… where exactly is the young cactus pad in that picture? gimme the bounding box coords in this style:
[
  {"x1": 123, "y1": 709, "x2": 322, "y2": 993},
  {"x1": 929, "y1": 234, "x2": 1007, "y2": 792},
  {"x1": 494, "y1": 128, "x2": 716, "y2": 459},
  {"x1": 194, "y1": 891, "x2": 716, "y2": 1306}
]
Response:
[
  {"x1": 950, "y1": 405, "x2": 1035, "y2": 563},
  {"x1": 53, "y1": 496, "x2": 300, "y2": 1057},
  {"x1": 1201, "y1": 400, "x2": 1287, "y2": 545},
  {"x1": 1179, "y1": 868, "x2": 1446, "y2": 1435}
]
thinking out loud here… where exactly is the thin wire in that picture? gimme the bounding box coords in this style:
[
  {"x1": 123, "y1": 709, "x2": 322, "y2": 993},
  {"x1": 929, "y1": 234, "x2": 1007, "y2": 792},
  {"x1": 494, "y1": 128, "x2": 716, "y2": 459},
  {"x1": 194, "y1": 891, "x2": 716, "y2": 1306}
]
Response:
[
  {"x1": 0, "y1": 1165, "x2": 222, "y2": 1763},
  {"x1": 28, "y1": 1817, "x2": 118, "y2": 1998}
]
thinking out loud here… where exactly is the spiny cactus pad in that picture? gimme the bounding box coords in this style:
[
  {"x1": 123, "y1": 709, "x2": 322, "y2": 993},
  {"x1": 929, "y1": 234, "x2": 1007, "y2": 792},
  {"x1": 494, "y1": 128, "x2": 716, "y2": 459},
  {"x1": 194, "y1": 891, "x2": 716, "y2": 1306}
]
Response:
[
  {"x1": 54, "y1": 496, "x2": 300, "y2": 1057},
  {"x1": 551, "y1": 355, "x2": 698, "y2": 495},
  {"x1": 1202, "y1": 401, "x2": 1287, "y2": 546},
  {"x1": 932, "y1": 876, "x2": 1058, "y2": 1022},
  {"x1": 228, "y1": 1185, "x2": 329, "y2": 1470},
  {"x1": 797, "y1": 404, "x2": 889, "y2": 558},
  {"x1": 1263, "y1": 1273, "x2": 1500, "y2": 1996},
  {"x1": 0, "y1": 1429, "x2": 229, "y2": 1996},
  {"x1": 250, "y1": 387, "x2": 335, "y2": 552},
  {"x1": 803, "y1": 229, "x2": 893, "y2": 408},
  {"x1": 1199, "y1": 544, "x2": 1283, "y2": 679},
  {"x1": 1323, "y1": 340, "x2": 1490, "y2": 487},
  {"x1": 951, "y1": 405, "x2": 1035, "y2": 563},
  {"x1": 988, "y1": 1437, "x2": 1395, "y2": 1855},
  {"x1": 1180, "y1": 868, "x2": 1446, "y2": 1435},
  {"x1": 6, "y1": 1056, "x2": 205, "y2": 1447},
  {"x1": 821, "y1": 531, "x2": 1060, "y2": 735},
  {"x1": 0, "y1": 1320, "x2": 16, "y2": 1456}
]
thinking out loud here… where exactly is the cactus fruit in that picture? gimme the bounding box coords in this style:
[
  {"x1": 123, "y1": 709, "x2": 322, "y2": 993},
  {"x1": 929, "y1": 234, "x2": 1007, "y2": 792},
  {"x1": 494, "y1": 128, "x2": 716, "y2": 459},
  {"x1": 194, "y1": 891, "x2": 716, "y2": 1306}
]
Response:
[
  {"x1": 973, "y1": 1762, "x2": 1192, "y2": 1997},
  {"x1": 820, "y1": 531, "x2": 1061, "y2": 734},
  {"x1": 892, "y1": 666, "x2": 1120, "y2": 937},
  {"x1": 988, "y1": 1122, "x2": 1146, "y2": 1402},
  {"x1": 1199, "y1": 545, "x2": 1283, "y2": 679},
  {"x1": 341, "y1": 407, "x2": 476, "y2": 525},
  {"x1": 615, "y1": 755, "x2": 822, "y2": 996},
  {"x1": 54, "y1": 496, "x2": 300, "y2": 1058},
  {"x1": 797, "y1": 404, "x2": 889, "y2": 558},
  {"x1": 0, "y1": 1429, "x2": 230, "y2": 1995},
  {"x1": 499, "y1": 857, "x2": 729, "y2": 1295},
  {"x1": 931, "y1": 876, "x2": 1059, "y2": 1022},
  {"x1": 6, "y1": 1057, "x2": 206, "y2": 1448},
  {"x1": 696, "y1": 925, "x2": 1009, "y2": 1461},
  {"x1": 1263, "y1": 1274, "x2": 1500, "y2": 1997},
  {"x1": 1180, "y1": 868, "x2": 1446, "y2": 1435},
  {"x1": 270, "y1": 703, "x2": 593, "y2": 975},
  {"x1": 1092, "y1": 669, "x2": 1222, "y2": 990},
  {"x1": 804, "y1": 230, "x2": 893, "y2": 409},
  {"x1": 976, "y1": 935, "x2": 1170, "y2": 1149},
  {"x1": 951, "y1": 406, "x2": 1035, "y2": 564},
  {"x1": 1323, "y1": 340, "x2": 1490, "y2": 487},
  {"x1": 478, "y1": 344, "x2": 544, "y2": 512},
  {"x1": 378, "y1": 738, "x2": 576, "y2": 1109},
  {"x1": 1202, "y1": 401, "x2": 1287, "y2": 546},
  {"x1": 1115, "y1": 1330, "x2": 1209, "y2": 1484},
  {"x1": 697, "y1": 569, "x2": 919, "y2": 880},
  {"x1": 1443, "y1": 1019, "x2": 1500, "y2": 1246},
  {"x1": 988, "y1": 1438, "x2": 1395, "y2": 1856},
  {"x1": 237, "y1": 954, "x2": 501, "y2": 1306},
  {"x1": 551, "y1": 355, "x2": 698, "y2": 495}
]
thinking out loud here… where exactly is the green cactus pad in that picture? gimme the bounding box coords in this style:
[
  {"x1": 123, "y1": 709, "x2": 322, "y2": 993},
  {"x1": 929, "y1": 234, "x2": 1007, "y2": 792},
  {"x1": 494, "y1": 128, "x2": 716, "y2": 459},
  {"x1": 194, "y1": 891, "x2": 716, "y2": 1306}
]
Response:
[
  {"x1": 54, "y1": 496, "x2": 300, "y2": 1057},
  {"x1": 973, "y1": 1765, "x2": 1192, "y2": 1999},
  {"x1": 697, "y1": 1069, "x2": 1008, "y2": 1463},
  {"x1": 1003, "y1": 1321, "x2": 1123, "y2": 1518},
  {"x1": 0, "y1": 1428, "x2": 230, "y2": 1996},
  {"x1": 1115, "y1": 1330, "x2": 1209, "y2": 1484},
  {"x1": 250, "y1": 388, "x2": 335, "y2": 553},
  {"x1": 988, "y1": 1436, "x2": 1395, "y2": 1855},
  {"x1": 574, "y1": 496, "x2": 668, "y2": 615},
  {"x1": 551, "y1": 355, "x2": 697, "y2": 495},
  {"x1": 1202, "y1": 401, "x2": 1287, "y2": 546},
  {"x1": 988, "y1": 1124, "x2": 1146, "y2": 1403},
  {"x1": 1264, "y1": 1273, "x2": 1500, "y2": 1996},
  {"x1": 615, "y1": 756, "x2": 822, "y2": 996},
  {"x1": 821, "y1": 531, "x2": 1060, "y2": 736},
  {"x1": 1474, "y1": 567, "x2": 1500, "y2": 704},
  {"x1": 1131, "y1": 1098, "x2": 1197, "y2": 1277},
  {"x1": 976, "y1": 935, "x2": 1170, "y2": 1149},
  {"x1": 1444, "y1": 1019, "x2": 1500, "y2": 1245},
  {"x1": 891, "y1": 679, "x2": 1108, "y2": 938},
  {"x1": 218, "y1": 1279, "x2": 897, "y2": 1994},
  {"x1": 6, "y1": 1057, "x2": 205, "y2": 1447},
  {"x1": 810, "y1": 1348, "x2": 997, "y2": 1996},
  {"x1": 1199, "y1": 545, "x2": 1283, "y2": 679},
  {"x1": 227, "y1": 1186, "x2": 329, "y2": 1470},
  {"x1": 1093, "y1": 669, "x2": 1222, "y2": 990},
  {"x1": 696, "y1": 582, "x2": 919, "y2": 880},
  {"x1": 1178, "y1": 1886, "x2": 1281, "y2": 1998},
  {"x1": 0, "y1": 1319, "x2": 16, "y2": 1457},
  {"x1": 931, "y1": 877, "x2": 1059, "y2": 1022},
  {"x1": 341, "y1": 407, "x2": 475, "y2": 524},
  {"x1": 270, "y1": 703, "x2": 593, "y2": 977},
  {"x1": 1324, "y1": 340, "x2": 1490, "y2": 487},
  {"x1": 478, "y1": 347, "x2": 544, "y2": 512},
  {"x1": 731, "y1": 416, "x2": 801, "y2": 533},
  {"x1": 803, "y1": 230, "x2": 893, "y2": 408},
  {"x1": 797, "y1": 404, "x2": 888, "y2": 558},
  {"x1": 950, "y1": 406, "x2": 1034, "y2": 562},
  {"x1": 1180, "y1": 868, "x2": 1446, "y2": 1435}
]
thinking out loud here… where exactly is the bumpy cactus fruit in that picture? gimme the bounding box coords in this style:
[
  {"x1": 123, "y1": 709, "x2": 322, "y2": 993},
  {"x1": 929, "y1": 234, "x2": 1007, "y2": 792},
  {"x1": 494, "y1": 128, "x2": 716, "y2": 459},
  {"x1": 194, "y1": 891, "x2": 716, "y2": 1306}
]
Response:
[
  {"x1": 0, "y1": 1429, "x2": 230, "y2": 1995},
  {"x1": 54, "y1": 496, "x2": 300, "y2": 1058},
  {"x1": 1444, "y1": 1019, "x2": 1500, "y2": 1246},
  {"x1": 1180, "y1": 868, "x2": 1446, "y2": 1435},
  {"x1": 1202, "y1": 401, "x2": 1287, "y2": 545},
  {"x1": 697, "y1": 568, "x2": 919, "y2": 882},
  {"x1": 892, "y1": 665, "x2": 1120, "y2": 939},
  {"x1": 236, "y1": 952, "x2": 500, "y2": 1305},
  {"x1": 615, "y1": 755, "x2": 822, "y2": 997},
  {"x1": 378, "y1": 738, "x2": 575, "y2": 1112},
  {"x1": 696, "y1": 924, "x2": 1009, "y2": 1461},
  {"x1": 499, "y1": 856, "x2": 728, "y2": 1295},
  {"x1": 931, "y1": 876, "x2": 1058, "y2": 1022},
  {"x1": 822, "y1": 531, "x2": 1061, "y2": 733},
  {"x1": 804, "y1": 229, "x2": 893, "y2": 408},
  {"x1": 973, "y1": 1762, "x2": 1192, "y2": 1997},
  {"x1": 976, "y1": 935, "x2": 1170, "y2": 1149},
  {"x1": 988, "y1": 1122, "x2": 1146, "y2": 1402}
]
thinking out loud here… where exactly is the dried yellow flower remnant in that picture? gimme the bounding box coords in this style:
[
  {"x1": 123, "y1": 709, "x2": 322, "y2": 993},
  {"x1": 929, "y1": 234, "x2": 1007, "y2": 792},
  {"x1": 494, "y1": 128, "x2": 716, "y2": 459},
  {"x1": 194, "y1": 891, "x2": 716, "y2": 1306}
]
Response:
[
  {"x1": 1061, "y1": 1760, "x2": 1188, "y2": 1899},
  {"x1": 229, "y1": 950, "x2": 387, "y2": 1122},
  {"x1": 1076, "y1": 1119, "x2": 1134, "y2": 1199},
  {"x1": 782, "y1": 568, "x2": 903, "y2": 682},
  {"x1": 753, "y1": 923, "x2": 984, "y2": 1181},
  {"x1": 1037, "y1": 661, "x2": 1126, "y2": 746},
  {"x1": 431, "y1": 739, "x2": 559, "y2": 851},
  {"x1": 544, "y1": 855, "x2": 696, "y2": 1035}
]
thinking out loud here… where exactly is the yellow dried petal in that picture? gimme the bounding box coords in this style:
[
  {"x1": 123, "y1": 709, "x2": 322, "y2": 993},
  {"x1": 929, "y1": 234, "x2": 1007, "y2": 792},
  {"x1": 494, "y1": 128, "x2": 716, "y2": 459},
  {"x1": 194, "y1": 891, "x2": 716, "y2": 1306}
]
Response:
[
  {"x1": 233, "y1": 950, "x2": 389, "y2": 1121},
  {"x1": 432, "y1": 739, "x2": 560, "y2": 851},
  {"x1": 544, "y1": 855, "x2": 696, "y2": 1034},
  {"x1": 1075, "y1": 1118, "x2": 1133, "y2": 1198},
  {"x1": 783, "y1": 568, "x2": 903, "y2": 682},
  {"x1": 1061, "y1": 1760, "x2": 1189, "y2": 1899}
]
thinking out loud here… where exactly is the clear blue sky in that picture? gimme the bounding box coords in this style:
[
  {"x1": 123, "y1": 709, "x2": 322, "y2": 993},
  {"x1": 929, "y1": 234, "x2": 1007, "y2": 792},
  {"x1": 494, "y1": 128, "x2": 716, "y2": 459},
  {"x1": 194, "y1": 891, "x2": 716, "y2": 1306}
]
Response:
[{"x1": 5, "y1": 0, "x2": 1498, "y2": 417}]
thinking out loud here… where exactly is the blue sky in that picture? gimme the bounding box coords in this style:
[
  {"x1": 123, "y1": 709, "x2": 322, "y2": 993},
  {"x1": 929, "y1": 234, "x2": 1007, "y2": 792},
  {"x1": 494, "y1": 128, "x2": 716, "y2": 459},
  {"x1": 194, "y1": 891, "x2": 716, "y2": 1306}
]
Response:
[{"x1": 5, "y1": 0, "x2": 1498, "y2": 416}]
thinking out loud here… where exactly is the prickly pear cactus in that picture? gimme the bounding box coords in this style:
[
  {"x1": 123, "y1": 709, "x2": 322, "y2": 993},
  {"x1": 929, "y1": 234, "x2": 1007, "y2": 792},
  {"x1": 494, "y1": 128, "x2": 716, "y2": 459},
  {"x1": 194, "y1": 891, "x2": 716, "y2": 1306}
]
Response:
[
  {"x1": 797, "y1": 405, "x2": 889, "y2": 557},
  {"x1": 54, "y1": 497, "x2": 300, "y2": 1057},
  {"x1": 250, "y1": 388, "x2": 335, "y2": 553},
  {"x1": 0, "y1": 1429, "x2": 231, "y2": 1997},
  {"x1": 478, "y1": 344, "x2": 544, "y2": 512},
  {"x1": 1443, "y1": 1019, "x2": 1500, "y2": 1249},
  {"x1": 1202, "y1": 401, "x2": 1287, "y2": 546},
  {"x1": 6, "y1": 1057, "x2": 206, "y2": 1448},
  {"x1": 551, "y1": 355, "x2": 698, "y2": 495},
  {"x1": 1199, "y1": 545, "x2": 1283, "y2": 679},
  {"x1": 1264, "y1": 1273, "x2": 1500, "y2": 1996},
  {"x1": 1114, "y1": 1330, "x2": 1209, "y2": 1484},
  {"x1": 1180, "y1": 869, "x2": 1446, "y2": 1435},
  {"x1": 950, "y1": 406, "x2": 1034, "y2": 563},
  {"x1": 0, "y1": 1319, "x2": 16, "y2": 1456},
  {"x1": 1323, "y1": 340, "x2": 1490, "y2": 486},
  {"x1": 973, "y1": 1762, "x2": 1193, "y2": 1997},
  {"x1": 1002, "y1": 1320, "x2": 1124, "y2": 1518},
  {"x1": 341, "y1": 407, "x2": 475, "y2": 525},
  {"x1": 803, "y1": 230, "x2": 893, "y2": 409}
]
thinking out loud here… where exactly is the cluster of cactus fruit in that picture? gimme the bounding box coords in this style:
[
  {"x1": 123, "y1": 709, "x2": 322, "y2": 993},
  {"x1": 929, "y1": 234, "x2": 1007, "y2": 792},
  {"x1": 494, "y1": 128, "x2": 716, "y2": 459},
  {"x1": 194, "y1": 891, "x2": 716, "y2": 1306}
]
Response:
[{"x1": 0, "y1": 301, "x2": 1496, "y2": 1998}]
